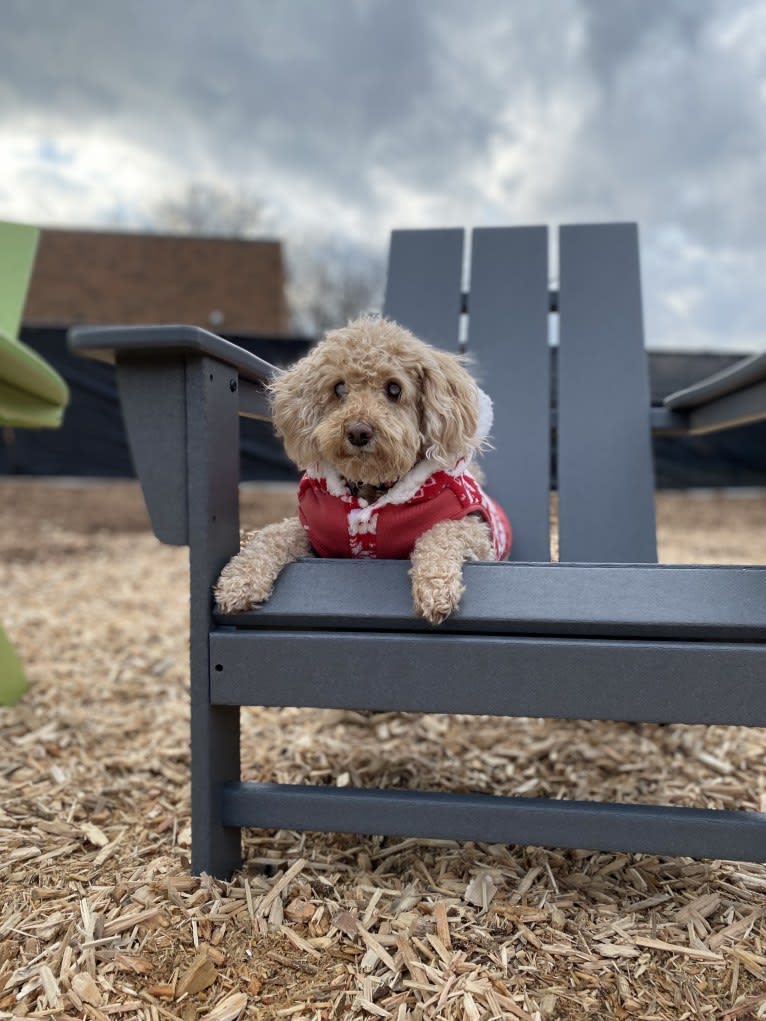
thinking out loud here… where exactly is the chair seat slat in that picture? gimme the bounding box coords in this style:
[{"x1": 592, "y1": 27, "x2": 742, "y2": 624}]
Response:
[
  {"x1": 214, "y1": 560, "x2": 766, "y2": 640},
  {"x1": 210, "y1": 629, "x2": 766, "y2": 727}
]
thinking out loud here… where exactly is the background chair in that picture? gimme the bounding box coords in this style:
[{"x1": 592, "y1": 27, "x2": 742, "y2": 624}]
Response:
[{"x1": 0, "y1": 221, "x2": 69, "y2": 705}]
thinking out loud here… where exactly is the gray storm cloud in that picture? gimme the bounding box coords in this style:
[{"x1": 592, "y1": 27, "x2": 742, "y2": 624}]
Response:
[{"x1": 0, "y1": 0, "x2": 763, "y2": 348}]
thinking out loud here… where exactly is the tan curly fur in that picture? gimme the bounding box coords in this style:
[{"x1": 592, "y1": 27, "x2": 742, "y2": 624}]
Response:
[
  {"x1": 270, "y1": 316, "x2": 484, "y2": 485},
  {"x1": 214, "y1": 316, "x2": 497, "y2": 624}
]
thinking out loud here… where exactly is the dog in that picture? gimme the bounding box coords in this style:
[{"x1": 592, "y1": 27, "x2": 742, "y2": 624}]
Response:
[{"x1": 214, "y1": 316, "x2": 511, "y2": 624}]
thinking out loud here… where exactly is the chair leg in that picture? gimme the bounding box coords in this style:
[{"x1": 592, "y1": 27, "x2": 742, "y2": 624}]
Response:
[
  {"x1": 190, "y1": 702, "x2": 242, "y2": 878},
  {"x1": 184, "y1": 357, "x2": 244, "y2": 879}
]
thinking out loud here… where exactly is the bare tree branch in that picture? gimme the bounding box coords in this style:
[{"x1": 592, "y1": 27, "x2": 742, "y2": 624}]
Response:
[
  {"x1": 286, "y1": 237, "x2": 385, "y2": 335},
  {"x1": 152, "y1": 181, "x2": 270, "y2": 238}
]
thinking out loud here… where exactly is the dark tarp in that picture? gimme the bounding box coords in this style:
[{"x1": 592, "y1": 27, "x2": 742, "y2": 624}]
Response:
[{"x1": 1, "y1": 328, "x2": 765, "y2": 488}]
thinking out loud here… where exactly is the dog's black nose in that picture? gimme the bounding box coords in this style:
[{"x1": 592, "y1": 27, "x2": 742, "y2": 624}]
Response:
[{"x1": 346, "y1": 421, "x2": 375, "y2": 447}]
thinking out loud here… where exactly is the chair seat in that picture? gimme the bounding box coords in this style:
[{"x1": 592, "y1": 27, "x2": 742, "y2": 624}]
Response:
[{"x1": 214, "y1": 560, "x2": 766, "y2": 641}]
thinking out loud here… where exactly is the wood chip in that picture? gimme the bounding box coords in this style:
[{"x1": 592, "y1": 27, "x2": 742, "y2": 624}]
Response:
[
  {"x1": 256, "y1": 858, "x2": 307, "y2": 917},
  {"x1": 595, "y1": 943, "x2": 641, "y2": 959},
  {"x1": 102, "y1": 907, "x2": 163, "y2": 936},
  {"x1": 176, "y1": 952, "x2": 218, "y2": 997},
  {"x1": 357, "y1": 999, "x2": 390, "y2": 1018},
  {"x1": 113, "y1": 954, "x2": 154, "y2": 975},
  {"x1": 464, "y1": 872, "x2": 497, "y2": 911},
  {"x1": 354, "y1": 922, "x2": 398, "y2": 974},
  {"x1": 278, "y1": 924, "x2": 322, "y2": 959},
  {"x1": 632, "y1": 936, "x2": 723, "y2": 961},
  {"x1": 433, "y1": 900, "x2": 452, "y2": 949},
  {"x1": 709, "y1": 910, "x2": 762, "y2": 950},
  {"x1": 39, "y1": 964, "x2": 60, "y2": 1008},
  {"x1": 71, "y1": 971, "x2": 103, "y2": 1006},
  {"x1": 333, "y1": 909, "x2": 360, "y2": 938},
  {"x1": 284, "y1": 896, "x2": 316, "y2": 923},
  {"x1": 200, "y1": 991, "x2": 248, "y2": 1021},
  {"x1": 81, "y1": 821, "x2": 110, "y2": 847},
  {"x1": 330, "y1": 910, "x2": 398, "y2": 973}
]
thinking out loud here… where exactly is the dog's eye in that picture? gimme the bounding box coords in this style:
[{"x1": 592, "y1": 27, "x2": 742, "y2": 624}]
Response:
[
  {"x1": 334, "y1": 381, "x2": 348, "y2": 398},
  {"x1": 385, "y1": 380, "x2": 402, "y2": 401}
]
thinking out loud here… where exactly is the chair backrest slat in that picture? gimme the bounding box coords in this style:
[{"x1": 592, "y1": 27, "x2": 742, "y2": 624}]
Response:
[
  {"x1": 383, "y1": 228, "x2": 464, "y2": 350},
  {"x1": 557, "y1": 223, "x2": 657, "y2": 563},
  {"x1": 467, "y1": 227, "x2": 551, "y2": 561}
]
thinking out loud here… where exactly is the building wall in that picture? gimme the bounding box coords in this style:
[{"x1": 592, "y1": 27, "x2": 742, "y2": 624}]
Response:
[{"x1": 24, "y1": 228, "x2": 289, "y2": 334}]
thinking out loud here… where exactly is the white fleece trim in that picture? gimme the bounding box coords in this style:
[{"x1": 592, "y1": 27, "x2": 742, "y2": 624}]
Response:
[
  {"x1": 349, "y1": 461, "x2": 436, "y2": 526},
  {"x1": 308, "y1": 457, "x2": 446, "y2": 509},
  {"x1": 474, "y1": 387, "x2": 494, "y2": 447},
  {"x1": 306, "y1": 461, "x2": 348, "y2": 497},
  {"x1": 377, "y1": 459, "x2": 441, "y2": 507}
]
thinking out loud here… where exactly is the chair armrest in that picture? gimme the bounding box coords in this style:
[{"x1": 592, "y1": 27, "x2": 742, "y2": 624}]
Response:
[
  {"x1": 69, "y1": 324, "x2": 279, "y2": 422},
  {"x1": 68, "y1": 323, "x2": 277, "y2": 386},
  {"x1": 67, "y1": 324, "x2": 281, "y2": 545},
  {"x1": 664, "y1": 351, "x2": 766, "y2": 435}
]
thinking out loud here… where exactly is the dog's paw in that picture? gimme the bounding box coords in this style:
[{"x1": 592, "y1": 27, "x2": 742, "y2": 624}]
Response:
[
  {"x1": 214, "y1": 553, "x2": 279, "y2": 613},
  {"x1": 409, "y1": 517, "x2": 491, "y2": 626},
  {"x1": 213, "y1": 517, "x2": 312, "y2": 613},
  {"x1": 410, "y1": 562, "x2": 465, "y2": 625}
]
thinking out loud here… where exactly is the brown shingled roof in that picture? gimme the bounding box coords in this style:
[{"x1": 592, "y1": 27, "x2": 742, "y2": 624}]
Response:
[{"x1": 24, "y1": 228, "x2": 289, "y2": 334}]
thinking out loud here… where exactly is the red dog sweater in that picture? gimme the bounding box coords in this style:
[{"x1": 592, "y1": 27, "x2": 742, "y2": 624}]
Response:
[{"x1": 298, "y1": 460, "x2": 511, "y2": 561}]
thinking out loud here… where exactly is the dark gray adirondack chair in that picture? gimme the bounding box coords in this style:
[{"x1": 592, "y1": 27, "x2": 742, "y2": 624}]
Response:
[{"x1": 69, "y1": 223, "x2": 766, "y2": 880}]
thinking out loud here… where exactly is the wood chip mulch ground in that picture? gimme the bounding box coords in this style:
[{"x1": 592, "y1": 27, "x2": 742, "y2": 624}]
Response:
[{"x1": 2, "y1": 479, "x2": 766, "y2": 1021}]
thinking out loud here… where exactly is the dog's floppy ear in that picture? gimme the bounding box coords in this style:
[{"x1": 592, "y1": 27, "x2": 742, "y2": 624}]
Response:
[
  {"x1": 269, "y1": 355, "x2": 323, "y2": 468},
  {"x1": 418, "y1": 347, "x2": 480, "y2": 465}
]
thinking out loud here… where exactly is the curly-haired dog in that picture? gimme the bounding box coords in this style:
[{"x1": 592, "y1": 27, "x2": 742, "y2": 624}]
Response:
[{"x1": 214, "y1": 317, "x2": 511, "y2": 624}]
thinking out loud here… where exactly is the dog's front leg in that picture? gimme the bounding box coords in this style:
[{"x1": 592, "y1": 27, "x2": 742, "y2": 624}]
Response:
[
  {"x1": 214, "y1": 516, "x2": 312, "y2": 613},
  {"x1": 409, "y1": 516, "x2": 494, "y2": 625}
]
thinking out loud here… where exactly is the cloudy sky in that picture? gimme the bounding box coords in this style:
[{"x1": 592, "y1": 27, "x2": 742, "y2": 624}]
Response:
[{"x1": 1, "y1": 0, "x2": 764, "y2": 349}]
